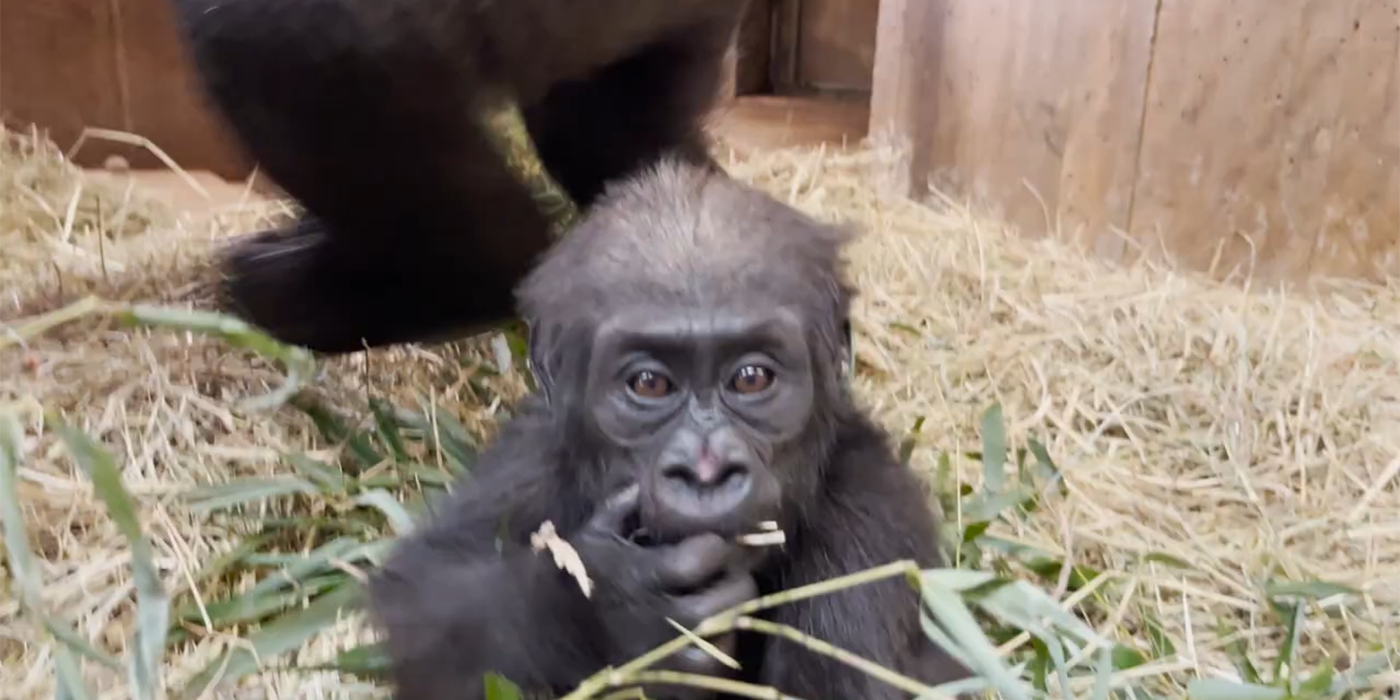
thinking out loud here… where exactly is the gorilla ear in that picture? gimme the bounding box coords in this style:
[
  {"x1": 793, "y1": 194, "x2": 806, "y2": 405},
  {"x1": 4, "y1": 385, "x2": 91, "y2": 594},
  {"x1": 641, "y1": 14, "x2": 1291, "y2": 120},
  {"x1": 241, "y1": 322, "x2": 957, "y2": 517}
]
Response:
[
  {"x1": 840, "y1": 319, "x2": 855, "y2": 383},
  {"x1": 524, "y1": 318, "x2": 592, "y2": 408},
  {"x1": 524, "y1": 320, "x2": 558, "y2": 404}
]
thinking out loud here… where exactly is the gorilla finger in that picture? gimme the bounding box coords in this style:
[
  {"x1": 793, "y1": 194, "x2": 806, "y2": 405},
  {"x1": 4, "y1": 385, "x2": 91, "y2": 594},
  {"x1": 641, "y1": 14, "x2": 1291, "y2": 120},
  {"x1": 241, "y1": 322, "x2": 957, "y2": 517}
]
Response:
[
  {"x1": 654, "y1": 533, "x2": 738, "y2": 590},
  {"x1": 587, "y1": 484, "x2": 641, "y2": 536},
  {"x1": 672, "y1": 572, "x2": 758, "y2": 624}
]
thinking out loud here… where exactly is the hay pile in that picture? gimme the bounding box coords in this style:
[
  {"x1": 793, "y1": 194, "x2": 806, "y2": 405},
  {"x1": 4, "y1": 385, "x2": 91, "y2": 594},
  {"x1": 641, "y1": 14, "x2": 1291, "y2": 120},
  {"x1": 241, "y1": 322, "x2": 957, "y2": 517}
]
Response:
[{"x1": 1, "y1": 126, "x2": 1396, "y2": 698}]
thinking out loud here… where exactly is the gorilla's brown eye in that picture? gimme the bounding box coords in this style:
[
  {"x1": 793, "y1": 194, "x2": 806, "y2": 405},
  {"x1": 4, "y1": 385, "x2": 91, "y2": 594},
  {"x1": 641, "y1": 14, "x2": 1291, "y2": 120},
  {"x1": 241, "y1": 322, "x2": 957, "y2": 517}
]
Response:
[
  {"x1": 730, "y1": 365, "x2": 775, "y2": 394},
  {"x1": 627, "y1": 370, "x2": 673, "y2": 399}
]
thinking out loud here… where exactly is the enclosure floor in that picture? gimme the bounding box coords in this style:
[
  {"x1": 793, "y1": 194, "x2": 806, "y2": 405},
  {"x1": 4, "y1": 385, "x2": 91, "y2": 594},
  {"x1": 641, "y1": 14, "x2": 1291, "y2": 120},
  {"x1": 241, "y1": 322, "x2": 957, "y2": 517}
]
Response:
[
  {"x1": 710, "y1": 95, "x2": 870, "y2": 156},
  {"x1": 5, "y1": 128, "x2": 1398, "y2": 700}
]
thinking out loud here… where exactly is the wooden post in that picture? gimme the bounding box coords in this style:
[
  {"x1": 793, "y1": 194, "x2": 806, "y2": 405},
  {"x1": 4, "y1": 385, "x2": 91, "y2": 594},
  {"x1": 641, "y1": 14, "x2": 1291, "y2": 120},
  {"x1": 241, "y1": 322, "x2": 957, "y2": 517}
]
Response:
[{"x1": 868, "y1": 0, "x2": 941, "y2": 197}]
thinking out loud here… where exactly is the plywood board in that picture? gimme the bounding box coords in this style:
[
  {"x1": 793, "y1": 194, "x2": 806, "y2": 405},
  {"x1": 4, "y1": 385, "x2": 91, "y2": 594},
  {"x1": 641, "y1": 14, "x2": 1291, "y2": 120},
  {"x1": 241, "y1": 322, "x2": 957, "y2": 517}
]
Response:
[
  {"x1": 918, "y1": 0, "x2": 1159, "y2": 252},
  {"x1": 796, "y1": 0, "x2": 881, "y2": 92},
  {"x1": 1130, "y1": 0, "x2": 1400, "y2": 281},
  {"x1": 114, "y1": 0, "x2": 251, "y2": 178},
  {"x1": 0, "y1": 0, "x2": 251, "y2": 179},
  {"x1": 0, "y1": 0, "x2": 126, "y2": 150},
  {"x1": 868, "y1": 0, "x2": 941, "y2": 196}
]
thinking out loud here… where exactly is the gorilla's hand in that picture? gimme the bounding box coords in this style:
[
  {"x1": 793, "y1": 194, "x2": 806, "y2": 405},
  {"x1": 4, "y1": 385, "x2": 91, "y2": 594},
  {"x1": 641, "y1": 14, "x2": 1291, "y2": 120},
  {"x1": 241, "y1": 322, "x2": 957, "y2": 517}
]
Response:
[{"x1": 571, "y1": 485, "x2": 757, "y2": 675}]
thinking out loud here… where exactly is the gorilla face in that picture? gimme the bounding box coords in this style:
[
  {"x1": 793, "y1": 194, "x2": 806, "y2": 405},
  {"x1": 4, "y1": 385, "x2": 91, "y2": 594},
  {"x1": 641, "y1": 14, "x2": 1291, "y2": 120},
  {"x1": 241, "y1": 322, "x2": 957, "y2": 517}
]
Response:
[{"x1": 582, "y1": 302, "x2": 815, "y2": 544}]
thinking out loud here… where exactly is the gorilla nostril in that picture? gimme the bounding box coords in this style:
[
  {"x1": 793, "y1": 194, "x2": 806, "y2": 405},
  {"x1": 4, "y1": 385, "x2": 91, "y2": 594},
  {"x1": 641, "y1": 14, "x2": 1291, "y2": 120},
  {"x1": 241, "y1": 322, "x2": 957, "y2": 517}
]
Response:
[
  {"x1": 718, "y1": 463, "x2": 751, "y2": 488},
  {"x1": 661, "y1": 462, "x2": 697, "y2": 487}
]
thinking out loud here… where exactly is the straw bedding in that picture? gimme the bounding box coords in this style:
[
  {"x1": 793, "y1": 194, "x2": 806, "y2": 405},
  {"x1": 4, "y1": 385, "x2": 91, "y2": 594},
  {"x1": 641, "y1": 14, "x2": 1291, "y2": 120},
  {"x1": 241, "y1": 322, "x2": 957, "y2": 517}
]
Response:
[{"x1": 0, "y1": 126, "x2": 1396, "y2": 698}]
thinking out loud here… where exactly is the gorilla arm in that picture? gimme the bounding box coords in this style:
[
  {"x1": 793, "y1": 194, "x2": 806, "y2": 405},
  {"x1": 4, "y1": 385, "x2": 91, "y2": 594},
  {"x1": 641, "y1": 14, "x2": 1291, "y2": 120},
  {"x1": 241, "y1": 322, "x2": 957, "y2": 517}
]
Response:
[
  {"x1": 368, "y1": 401, "x2": 761, "y2": 700},
  {"x1": 367, "y1": 406, "x2": 608, "y2": 698},
  {"x1": 759, "y1": 417, "x2": 970, "y2": 699}
]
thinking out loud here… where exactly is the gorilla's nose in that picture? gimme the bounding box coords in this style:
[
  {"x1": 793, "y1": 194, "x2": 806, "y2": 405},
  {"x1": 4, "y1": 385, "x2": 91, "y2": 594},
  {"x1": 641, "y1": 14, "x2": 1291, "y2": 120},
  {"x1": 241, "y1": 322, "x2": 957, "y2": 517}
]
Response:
[
  {"x1": 660, "y1": 448, "x2": 752, "y2": 488},
  {"x1": 653, "y1": 432, "x2": 756, "y2": 529}
]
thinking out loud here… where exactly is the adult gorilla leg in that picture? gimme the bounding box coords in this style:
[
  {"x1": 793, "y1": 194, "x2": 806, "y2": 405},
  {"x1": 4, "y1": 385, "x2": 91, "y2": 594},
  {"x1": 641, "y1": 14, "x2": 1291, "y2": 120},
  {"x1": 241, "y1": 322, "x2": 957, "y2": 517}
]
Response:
[
  {"x1": 174, "y1": 0, "x2": 553, "y2": 352},
  {"x1": 521, "y1": 9, "x2": 744, "y2": 208}
]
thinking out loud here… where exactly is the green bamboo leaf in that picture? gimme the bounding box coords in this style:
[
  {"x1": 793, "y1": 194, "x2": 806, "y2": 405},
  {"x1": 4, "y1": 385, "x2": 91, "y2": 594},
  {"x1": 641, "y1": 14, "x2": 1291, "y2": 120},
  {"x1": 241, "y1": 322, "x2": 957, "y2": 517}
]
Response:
[
  {"x1": 183, "y1": 476, "x2": 321, "y2": 514},
  {"x1": 1263, "y1": 579, "x2": 1361, "y2": 600},
  {"x1": 1218, "y1": 620, "x2": 1262, "y2": 685},
  {"x1": 979, "y1": 403, "x2": 1007, "y2": 492},
  {"x1": 484, "y1": 672, "x2": 524, "y2": 700},
  {"x1": 1186, "y1": 679, "x2": 1287, "y2": 700},
  {"x1": 960, "y1": 483, "x2": 1036, "y2": 522},
  {"x1": 0, "y1": 412, "x2": 43, "y2": 609},
  {"x1": 1, "y1": 413, "x2": 123, "y2": 673},
  {"x1": 353, "y1": 489, "x2": 417, "y2": 535},
  {"x1": 1273, "y1": 602, "x2": 1304, "y2": 681},
  {"x1": 299, "y1": 642, "x2": 392, "y2": 678},
  {"x1": 1111, "y1": 644, "x2": 1149, "y2": 670},
  {"x1": 917, "y1": 573, "x2": 1030, "y2": 700},
  {"x1": 244, "y1": 537, "x2": 366, "y2": 599},
  {"x1": 114, "y1": 304, "x2": 314, "y2": 411},
  {"x1": 407, "y1": 396, "x2": 477, "y2": 472},
  {"x1": 285, "y1": 453, "x2": 350, "y2": 494},
  {"x1": 179, "y1": 582, "x2": 363, "y2": 698},
  {"x1": 53, "y1": 646, "x2": 95, "y2": 700},
  {"x1": 1025, "y1": 438, "x2": 1060, "y2": 479},
  {"x1": 898, "y1": 416, "x2": 926, "y2": 465},
  {"x1": 1141, "y1": 552, "x2": 1194, "y2": 569},
  {"x1": 50, "y1": 417, "x2": 169, "y2": 700},
  {"x1": 292, "y1": 398, "x2": 384, "y2": 469},
  {"x1": 369, "y1": 397, "x2": 410, "y2": 462},
  {"x1": 44, "y1": 619, "x2": 123, "y2": 669},
  {"x1": 1296, "y1": 658, "x2": 1336, "y2": 698},
  {"x1": 1141, "y1": 610, "x2": 1178, "y2": 657},
  {"x1": 182, "y1": 575, "x2": 347, "y2": 630}
]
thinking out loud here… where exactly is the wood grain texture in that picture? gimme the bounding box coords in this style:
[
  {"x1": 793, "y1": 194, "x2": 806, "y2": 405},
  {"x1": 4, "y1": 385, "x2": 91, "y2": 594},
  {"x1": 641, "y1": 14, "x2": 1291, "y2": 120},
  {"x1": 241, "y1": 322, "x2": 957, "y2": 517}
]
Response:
[
  {"x1": 918, "y1": 0, "x2": 1158, "y2": 250},
  {"x1": 869, "y1": 0, "x2": 942, "y2": 196},
  {"x1": 114, "y1": 0, "x2": 251, "y2": 178},
  {"x1": 0, "y1": 0, "x2": 251, "y2": 179},
  {"x1": 0, "y1": 0, "x2": 125, "y2": 149},
  {"x1": 1129, "y1": 0, "x2": 1400, "y2": 281},
  {"x1": 796, "y1": 0, "x2": 881, "y2": 92}
]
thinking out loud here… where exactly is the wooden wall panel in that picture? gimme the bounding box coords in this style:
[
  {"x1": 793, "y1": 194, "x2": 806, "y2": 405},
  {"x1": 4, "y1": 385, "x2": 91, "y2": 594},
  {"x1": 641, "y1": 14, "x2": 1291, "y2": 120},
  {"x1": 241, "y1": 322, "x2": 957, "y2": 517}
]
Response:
[
  {"x1": 115, "y1": 0, "x2": 251, "y2": 178},
  {"x1": 0, "y1": 0, "x2": 251, "y2": 179},
  {"x1": 0, "y1": 0, "x2": 126, "y2": 153},
  {"x1": 796, "y1": 0, "x2": 881, "y2": 92},
  {"x1": 1129, "y1": 0, "x2": 1400, "y2": 281},
  {"x1": 916, "y1": 0, "x2": 1158, "y2": 251}
]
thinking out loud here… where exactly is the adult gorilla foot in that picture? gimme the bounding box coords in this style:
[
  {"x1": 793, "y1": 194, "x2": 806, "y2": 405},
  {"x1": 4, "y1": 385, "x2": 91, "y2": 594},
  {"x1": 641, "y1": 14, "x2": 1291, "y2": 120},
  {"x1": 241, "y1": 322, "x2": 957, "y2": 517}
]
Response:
[{"x1": 218, "y1": 221, "x2": 515, "y2": 354}]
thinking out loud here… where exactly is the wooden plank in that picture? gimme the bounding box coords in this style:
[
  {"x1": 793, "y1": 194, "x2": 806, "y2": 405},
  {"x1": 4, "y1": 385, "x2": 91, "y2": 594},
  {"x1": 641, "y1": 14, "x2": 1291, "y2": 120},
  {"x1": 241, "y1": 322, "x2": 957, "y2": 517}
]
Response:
[
  {"x1": 114, "y1": 0, "x2": 252, "y2": 179},
  {"x1": 0, "y1": 0, "x2": 125, "y2": 157},
  {"x1": 770, "y1": 0, "x2": 804, "y2": 91},
  {"x1": 734, "y1": 0, "x2": 773, "y2": 95},
  {"x1": 795, "y1": 0, "x2": 880, "y2": 92},
  {"x1": 869, "y1": 0, "x2": 941, "y2": 196},
  {"x1": 915, "y1": 0, "x2": 1159, "y2": 250},
  {"x1": 1129, "y1": 0, "x2": 1400, "y2": 281}
]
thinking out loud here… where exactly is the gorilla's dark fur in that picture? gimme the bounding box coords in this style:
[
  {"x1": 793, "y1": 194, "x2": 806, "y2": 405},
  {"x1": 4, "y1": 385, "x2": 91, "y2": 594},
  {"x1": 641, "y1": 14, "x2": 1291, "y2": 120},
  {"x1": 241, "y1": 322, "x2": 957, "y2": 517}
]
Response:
[
  {"x1": 170, "y1": 1, "x2": 971, "y2": 696},
  {"x1": 169, "y1": 0, "x2": 746, "y2": 353},
  {"x1": 367, "y1": 159, "x2": 970, "y2": 700}
]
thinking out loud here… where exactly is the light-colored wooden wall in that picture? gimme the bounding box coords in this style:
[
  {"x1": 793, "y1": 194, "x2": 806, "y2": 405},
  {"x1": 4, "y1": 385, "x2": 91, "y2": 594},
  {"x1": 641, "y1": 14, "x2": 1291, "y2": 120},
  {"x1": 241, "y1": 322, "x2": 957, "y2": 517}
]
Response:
[{"x1": 873, "y1": 0, "x2": 1400, "y2": 283}]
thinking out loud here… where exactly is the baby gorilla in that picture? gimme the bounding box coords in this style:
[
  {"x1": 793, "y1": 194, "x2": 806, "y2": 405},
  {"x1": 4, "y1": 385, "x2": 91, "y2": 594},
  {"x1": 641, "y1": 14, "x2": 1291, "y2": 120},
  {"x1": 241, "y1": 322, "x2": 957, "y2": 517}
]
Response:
[{"x1": 367, "y1": 159, "x2": 969, "y2": 700}]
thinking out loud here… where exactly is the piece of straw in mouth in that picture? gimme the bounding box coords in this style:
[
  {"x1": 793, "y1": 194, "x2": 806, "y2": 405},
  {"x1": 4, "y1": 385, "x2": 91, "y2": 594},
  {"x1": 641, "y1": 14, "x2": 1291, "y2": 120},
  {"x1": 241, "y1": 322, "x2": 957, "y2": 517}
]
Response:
[{"x1": 736, "y1": 520, "x2": 785, "y2": 547}]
